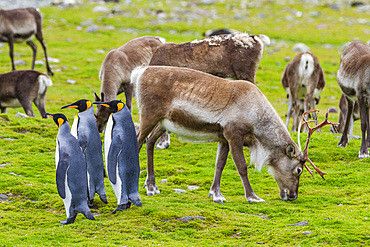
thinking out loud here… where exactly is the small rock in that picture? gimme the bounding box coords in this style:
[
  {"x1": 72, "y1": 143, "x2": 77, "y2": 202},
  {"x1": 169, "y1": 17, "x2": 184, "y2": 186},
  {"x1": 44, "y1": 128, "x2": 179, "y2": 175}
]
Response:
[
  {"x1": 80, "y1": 20, "x2": 94, "y2": 26},
  {"x1": 87, "y1": 58, "x2": 96, "y2": 62},
  {"x1": 15, "y1": 112, "x2": 28, "y2": 118},
  {"x1": 176, "y1": 216, "x2": 205, "y2": 222},
  {"x1": 76, "y1": 26, "x2": 83, "y2": 31},
  {"x1": 14, "y1": 60, "x2": 26, "y2": 65},
  {"x1": 35, "y1": 60, "x2": 44, "y2": 65},
  {"x1": 301, "y1": 231, "x2": 313, "y2": 235},
  {"x1": 93, "y1": 5, "x2": 110, "y2": 13},
  {"x1": 286, "y1": 220, "x2": 308, "y2": 227},
  {"x1": 174, "y1": 189, "x2": 186, "y2": 193},
  {"x1": 293, "y1": 43, "x2": 310, "y2": 52},
  {"x1": 187, "y1": 185, "x2": 199, "y2": 190},
  {"x1": 0, "y1": 194, "x2": 8, "y2": 200},
  {"x1": 257, "y1": 13, "x2": 267, "y2": 18},
  {"x1": 284, "y1": 55, "x2": 291, "y2": 61},
  {"x1": 96, "y1": 49, "x2": 105, "y2": 54},
  {"x1": 328, "y1": 107, "x2": 338, "y2": 113},
  {"x1": 161, "y1": 179, "x2": 168, "y2": 183},
  {"x1": 48, "y1": 57, "x2": 60, "y2": 63},
  {"x1": 310, "y1": 11, "x2": 321, "y2": 17},
  {"x1": 66, "y1": 79, "x2": 76, "y2": 84},
  {"x1": 85, "y1": 25, "x2": 99, "y2": 33}
]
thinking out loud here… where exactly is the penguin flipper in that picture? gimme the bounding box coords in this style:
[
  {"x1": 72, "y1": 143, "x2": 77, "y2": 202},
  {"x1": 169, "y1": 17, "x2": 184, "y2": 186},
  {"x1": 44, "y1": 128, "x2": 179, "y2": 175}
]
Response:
[
  {"x1": 79, "y1": 135, "x2": 88, "y2": 154},
  {"x1": 56, "y1": 153, "x2": 70, "y2": 199},
  {"x1": 107, "y1": 135, "x2": 123, "y2": 184}
]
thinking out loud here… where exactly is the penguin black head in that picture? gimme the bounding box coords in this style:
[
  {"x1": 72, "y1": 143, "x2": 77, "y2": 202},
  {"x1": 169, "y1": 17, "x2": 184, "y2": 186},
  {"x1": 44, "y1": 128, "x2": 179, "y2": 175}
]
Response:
[
  {"x1": 93, "y1": 100, "x2": 125, "y2": 113},
  {"x1": 46, "y1": 113, "x2": 68, "y2": 128},
  {"x1": 61, "y1": 99, "x2": 92, "y2": 112}
]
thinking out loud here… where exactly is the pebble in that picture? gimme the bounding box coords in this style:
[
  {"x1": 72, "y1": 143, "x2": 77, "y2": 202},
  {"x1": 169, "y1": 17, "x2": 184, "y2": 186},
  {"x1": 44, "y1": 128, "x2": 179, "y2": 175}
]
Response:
[
  {"x1": 293, "y1": 43, "x2": 310, "y2": 52},
  {"x1": 0, "y1": 194, "x2": 8, "y2": 200},
  {"x1": 187, "y1": 185, "x2": 199, "y2": 190},
  {"x1": 15, "y1": 112, "x2": 29, "y2": 118},
  {"x1": 176, "y1": 216, "x2": 205, "y2": 222},
  {"x1": 161, "y1": 179, "x2": 168, "y2": 183},
  {"x1": 301, "y1": 231, "x2": 313, "y2": 235},
  {"x1": 66, "y1": 79, "x2": 76, "y2": 84},
  {"x1": 174, "y1": 189, "x2": 186, "y2": 193},
  {"x1": 14, "y1": 60, "x2": 26, "y2": 66}
]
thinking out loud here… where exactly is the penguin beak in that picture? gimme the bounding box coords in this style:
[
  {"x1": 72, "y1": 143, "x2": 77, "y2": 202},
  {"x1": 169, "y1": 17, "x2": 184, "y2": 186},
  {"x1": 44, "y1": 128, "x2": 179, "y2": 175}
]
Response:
[
  {"x1": 61, "y1": 104, "x2": 78, "y2": 109},
  {"x1": 46, "y1": 113, "x2": 54, "y2": 119}
]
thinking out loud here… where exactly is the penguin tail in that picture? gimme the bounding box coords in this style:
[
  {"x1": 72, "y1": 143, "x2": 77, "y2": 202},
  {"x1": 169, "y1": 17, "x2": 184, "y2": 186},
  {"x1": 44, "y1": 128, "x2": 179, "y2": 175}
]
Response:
[
  {"x1": 81, "y1": 208, "x2": 95, "y2": 221},
  {"x1": 99, "y1": 194, "x2": 108, "y2": 204},
  {"x1": 129, "y1": 193, "x2": 142, "y2": 207}
]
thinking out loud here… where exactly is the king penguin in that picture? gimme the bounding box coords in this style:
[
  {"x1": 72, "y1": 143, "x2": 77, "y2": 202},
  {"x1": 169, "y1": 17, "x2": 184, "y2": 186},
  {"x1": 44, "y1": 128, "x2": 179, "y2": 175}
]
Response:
[
  {"x1": 93, "y1": 100, "x2": 142, "y2": 213},
  {"x1": 61, "y1": 99, "x2": 107, "y2": 207},
  {"x1": 46, "y1": 113, "x2": 95, "y2": 225}
]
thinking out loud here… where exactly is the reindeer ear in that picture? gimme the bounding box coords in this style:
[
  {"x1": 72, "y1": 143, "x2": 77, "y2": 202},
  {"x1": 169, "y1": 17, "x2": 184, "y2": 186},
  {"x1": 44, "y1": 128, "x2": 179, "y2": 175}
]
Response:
[
  {"x1": 94, "y1": 92, "x2": 101, "y2": 101},
  {"x1": 286, "y1": 144, "x2": 296, "y2": 158}
]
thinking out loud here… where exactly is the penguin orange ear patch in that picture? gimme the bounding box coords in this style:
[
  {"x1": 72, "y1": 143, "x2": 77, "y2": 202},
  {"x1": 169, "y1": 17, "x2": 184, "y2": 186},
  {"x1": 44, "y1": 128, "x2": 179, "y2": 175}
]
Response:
[
  {"x1": 86, "y1": 101, "x2": 92, "y2": 109},
  {"x1": 58, "y1": 118, "x2": 64, "y2": 127},
  {"x1": 117, "y1": 102, "x2": 124, "y2": 111}
]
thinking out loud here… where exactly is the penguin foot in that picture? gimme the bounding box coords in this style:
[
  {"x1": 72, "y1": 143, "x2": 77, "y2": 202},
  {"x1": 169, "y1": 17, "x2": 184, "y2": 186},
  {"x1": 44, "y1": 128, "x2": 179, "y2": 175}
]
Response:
[
  {"x1": 111, "y1": 202, "x2": 132, "y2": 214},
  {"x1": 88, "y1": 199, "x2": 94, "y2": 207},
  {"x1": 130, "y1": 199, "x2": 142, "y2": 207},
  {"x1": 99, "y1": 194, "x2": 108, "y2": 204},
  {"x1": 60, "y1": 217, "x2": 75, "y2": 225}
]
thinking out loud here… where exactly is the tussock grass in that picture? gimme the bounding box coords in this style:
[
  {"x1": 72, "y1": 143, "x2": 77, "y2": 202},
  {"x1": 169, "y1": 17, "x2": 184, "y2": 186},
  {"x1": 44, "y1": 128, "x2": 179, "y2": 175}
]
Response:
[{"x1": 0, "y1": 0, "x2": 369, "y2": 246}]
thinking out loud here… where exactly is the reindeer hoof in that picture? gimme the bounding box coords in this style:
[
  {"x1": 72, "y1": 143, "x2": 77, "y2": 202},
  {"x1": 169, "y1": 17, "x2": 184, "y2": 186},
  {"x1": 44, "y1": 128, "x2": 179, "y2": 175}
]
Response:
[
  {"x1": 246, "y1": 195, "x2": 266, "y2": 203},
  {"x1": 209, "y1": 191, "x2": 226, "y2": 203},
  {"x1": 358, "y1": 152, "x2": 370, "y2": 159}
]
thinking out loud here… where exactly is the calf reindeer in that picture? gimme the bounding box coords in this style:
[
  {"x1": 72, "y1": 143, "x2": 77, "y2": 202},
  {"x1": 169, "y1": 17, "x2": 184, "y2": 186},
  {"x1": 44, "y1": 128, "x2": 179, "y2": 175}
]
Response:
[
  {"x1": 282, "y1": 52, "x2": 325, "y2": 132},
  {"x1": 0, "y1": 70, "x2": 53, "y2": 117},
  {"x1": 0, "y1": 8, "x2": 53, "y2": 75},
  {"x1": 95, "y1": 35, "x2": 165, "y2": 132},
  {"x1": 131, "y1": 65, "x2": 327, "y2": 203},
  {"x1": 337, "y1": 40, "x2": 370, "y2": 159}
]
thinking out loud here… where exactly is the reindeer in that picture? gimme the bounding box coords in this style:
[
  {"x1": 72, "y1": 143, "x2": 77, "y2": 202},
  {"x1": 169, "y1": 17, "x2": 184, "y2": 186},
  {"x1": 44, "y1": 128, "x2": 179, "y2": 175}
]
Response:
[
  {"x1": 149, "y1": 33, "x2": 270, "y2": 83},
  {"x1": 94, "y1": 35, "x2": 166, "y2": 132},
  {"x1": 0, "y1": 70, "x2": 53, "y2": 118},
  {"x1": 0, "y1": 8, "x2": 53, "y2": 76},
  {"x1": 282, "y1": 52, "x2": 325, "y2": 132},
  {"x1": 130, "y1": 65, "x2": 332, "y2": 203},
  {"x1": 336, "y1": 40, "x2": 370, "y2": 159}
]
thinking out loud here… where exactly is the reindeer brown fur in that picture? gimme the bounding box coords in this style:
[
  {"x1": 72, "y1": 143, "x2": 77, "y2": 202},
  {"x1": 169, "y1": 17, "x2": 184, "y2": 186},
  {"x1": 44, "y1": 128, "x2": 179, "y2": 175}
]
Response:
[
  {"x1": 131, "y1": 65, "x2": 308, "y2": 203},
  {"x1": 0, "y1": 70, "x2": 52, "y2": 118},
  {"x1": 282, "y1": 52, "x2": 325, "y2": 132},
  {"x1": 149, "y1": 33, "x2": 270, "y2": 83},
  {"x1": 0, "y1": 7, "x2": 53, "y2": 75},
  {"x1": 337, "y1": 40, "x2": 370, "y2": 159},
  {"x1": 94, "y1": 35, "x2": 165, "y2": 132}
]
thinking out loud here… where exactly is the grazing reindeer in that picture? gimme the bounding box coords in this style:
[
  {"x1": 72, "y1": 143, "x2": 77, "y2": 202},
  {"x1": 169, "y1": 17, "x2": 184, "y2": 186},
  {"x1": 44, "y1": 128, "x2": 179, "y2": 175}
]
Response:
[
  {"x1": 131, "y1": 65, "x2": 329, "y2": 203},
  {"x1": 149, "y1": 33, "x2": 270, "y2": 83},
  {"x1": 330, "y1": 93, "x2": 360, "y2": 134},
  {"x1": 336, "y1": 40, "x2": 370, "y2": 159},
  {"x1": 95, "y1": 35, "x2": 166, "y2": 132},
  {"x1": 0, "y1": 8, "x2": 53, "y2": 75},
  {"x1": 0, "y1": 70, "x2": 52, "y2": 118},
  {"x1": 282, "y1": 52, "x2": 325, "y2": 132}
]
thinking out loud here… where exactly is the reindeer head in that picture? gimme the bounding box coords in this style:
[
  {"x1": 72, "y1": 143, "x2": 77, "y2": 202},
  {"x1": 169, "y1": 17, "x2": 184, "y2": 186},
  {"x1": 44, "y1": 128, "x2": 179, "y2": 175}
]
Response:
[
  {"x1": 266, "y1": 142, "x2": 305, "y2": 201},
  {"x1": 268, "y1": 109, "x2": 338, "y2": 201},
  {"x1": 93, "y1": 92, "x2": 111, "y2": 132}
]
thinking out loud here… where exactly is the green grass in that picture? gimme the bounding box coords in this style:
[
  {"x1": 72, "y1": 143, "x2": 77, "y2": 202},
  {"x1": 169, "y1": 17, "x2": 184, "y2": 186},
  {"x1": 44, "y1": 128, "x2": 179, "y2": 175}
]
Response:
[{"x1": 1, "y1": 0, "x2": 369, "y2": 246}]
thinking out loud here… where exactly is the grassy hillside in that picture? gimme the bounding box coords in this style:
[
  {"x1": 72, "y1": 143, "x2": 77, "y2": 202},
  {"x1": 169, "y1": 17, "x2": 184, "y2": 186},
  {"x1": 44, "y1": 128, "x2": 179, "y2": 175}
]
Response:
[{"x1": 0, "y1": 0, "x2": 369, "y2": 246}]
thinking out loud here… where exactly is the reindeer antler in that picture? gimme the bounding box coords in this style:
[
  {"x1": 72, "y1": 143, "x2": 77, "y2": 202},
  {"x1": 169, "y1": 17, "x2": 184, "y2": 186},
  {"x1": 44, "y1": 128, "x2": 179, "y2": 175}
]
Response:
[{"x1": 298, "y1": 109, "x2": 339, "y2": 180}]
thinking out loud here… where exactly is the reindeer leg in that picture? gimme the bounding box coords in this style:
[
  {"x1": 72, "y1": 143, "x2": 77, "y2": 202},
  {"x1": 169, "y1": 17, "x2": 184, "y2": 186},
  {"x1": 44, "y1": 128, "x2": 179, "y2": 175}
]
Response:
[
  {"x1": 123, "y1": 83, "x2": 134, "y2": 112},
  {"x1": 144, "y1": 124, "x2": 166, "y2": 196},
  {"x1": 209, "y1": 142, "x2": 229, "y2": 203},
  {"x1": 338, "y1": 96, "x2": 354, "y2": 148},
  {"x1": 37, "y1": 39, "x2": 53, "y2": 76},
  {"x1": 357, "y1": 96, "x2": 369, "y2": 159},
  {"x1": 26, "y1": 40, "x2": 37, "y2": 70},
  {"x1": 224, "y1": 128, "x2": 265, "y2": 203},
  {"x1": 34, "y1": 94, "x2": 47, "y2": 118},
  {"x1": 18, "y1": 97, "x2": 36, "y2": 117},
  {"x1": 7, "y1": 36, "x2": 16, "y2": 71}
]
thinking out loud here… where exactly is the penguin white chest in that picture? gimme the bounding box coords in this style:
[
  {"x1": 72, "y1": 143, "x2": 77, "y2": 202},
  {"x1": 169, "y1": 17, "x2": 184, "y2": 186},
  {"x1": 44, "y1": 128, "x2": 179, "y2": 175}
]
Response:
[{"x1": 70, "y1": 114, "x2": 79, "y2": 139}]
